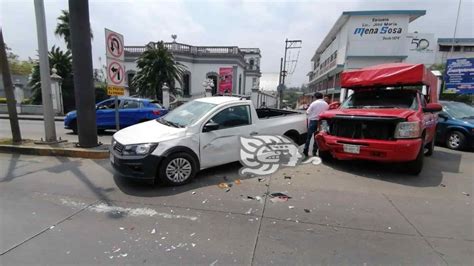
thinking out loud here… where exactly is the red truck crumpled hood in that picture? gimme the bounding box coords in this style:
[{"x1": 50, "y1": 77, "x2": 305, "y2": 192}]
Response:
[{"x1": 320, "y1": 108, "x2": 416, "y2": 119}]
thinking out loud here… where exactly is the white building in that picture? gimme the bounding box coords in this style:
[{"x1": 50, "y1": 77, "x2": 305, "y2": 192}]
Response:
[
  {"x1": 307, "y1": 10, "x2": 431, "y2": 100},
  {"x1": 435, "y1": 38, "x2": 474, "y2": 65},
  {"x1": 124, "y1": 41, "x2": 261, "y2": 100}
]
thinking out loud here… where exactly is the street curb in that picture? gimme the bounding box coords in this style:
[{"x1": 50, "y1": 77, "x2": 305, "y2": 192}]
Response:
[
  {"x1": 0, "y1": 144, "x2": 109, "y2": 159},
  {"x1": 0, "y1": 116, "x2": 64, "y2": 121}
]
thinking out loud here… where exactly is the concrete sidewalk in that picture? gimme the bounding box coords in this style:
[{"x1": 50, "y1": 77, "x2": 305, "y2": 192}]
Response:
[{"x1": 0, "y1": 114, "x2": 65, "y2": 121}]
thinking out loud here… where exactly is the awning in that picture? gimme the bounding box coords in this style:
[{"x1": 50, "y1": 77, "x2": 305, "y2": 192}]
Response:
[
  {"x1": 341, "y1": 63, "x2": 439, "y2": 101},
  {"x1": 341, "y1": 63, "x2": 437, "y2": 87}
]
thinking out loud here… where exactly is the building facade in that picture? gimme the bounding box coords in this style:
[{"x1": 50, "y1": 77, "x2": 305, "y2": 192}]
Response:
[
  {"x1": 307, "y1": 10, "x2": 430, "y2": 101},
  {"x1": 435, "y1": 38, "x2": 474, "y2": 65},
  {"x1": 124, "y1": 41, "x2": 261, "y2": 100}
]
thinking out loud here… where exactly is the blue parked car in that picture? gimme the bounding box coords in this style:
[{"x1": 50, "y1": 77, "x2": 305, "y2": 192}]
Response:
[
  {"x1": 436, "y1": 101, "x2": 474, "y2": 150},
  {"x1": 64, "y1": 97, "x2": 168, "y2": 134}
]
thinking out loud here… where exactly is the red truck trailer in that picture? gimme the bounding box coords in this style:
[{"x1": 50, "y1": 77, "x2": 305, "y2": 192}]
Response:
[{"x1": 316, "y1": 63, "x2": 442, "y2": 175}]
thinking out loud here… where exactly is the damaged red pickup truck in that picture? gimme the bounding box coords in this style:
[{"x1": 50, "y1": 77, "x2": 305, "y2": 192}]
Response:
[{"x1": 316, "y1": 63, "x2": 442, "y2": 175}]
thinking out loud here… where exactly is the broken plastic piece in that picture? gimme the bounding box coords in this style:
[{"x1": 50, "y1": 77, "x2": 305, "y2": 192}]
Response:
[
  {"x1": 218, "y1": 183, "x2": 229, "y2": 189},
  {"x1": 269, "y1": 192, "x2": 292, "y2": 203}
]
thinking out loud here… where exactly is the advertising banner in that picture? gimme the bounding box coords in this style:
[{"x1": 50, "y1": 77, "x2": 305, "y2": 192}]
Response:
[
  {"x1": 405, "y1": 33, "x2": 435, "y2": 65},
  {"x1": 219, "y1": 67, "x2": 233, "y2": 94},
  {"x1": 445, "y1": 58, "x2": 474, "y2": 94},
  {"x1": 347, "y1": 15, "x2": 409, "y2": 56}
]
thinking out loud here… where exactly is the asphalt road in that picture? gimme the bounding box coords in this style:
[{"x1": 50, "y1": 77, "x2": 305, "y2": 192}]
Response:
[
  {"x1": 0, "y1": 119, "x2": 113, "y2": 144},
  {"x1": 0, "y1": 145, "x2": 472, "y2": 265}
]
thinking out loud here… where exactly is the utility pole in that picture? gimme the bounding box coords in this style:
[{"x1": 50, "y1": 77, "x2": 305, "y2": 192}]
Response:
[
  {"x1": 69, "y1": 0, "x2": 98, "y2": 147},
  {"x1": 0, "y1": 29, "x2": 22, "y2": 143},
  {"x1": 279, "y1": 39, "x2": 302, "y2": 108},
  {"x1": 449, "y1": 0, "x2": 462, "y2": 57},
  {"x1": 34, "y1": 0, "x2": 57, "y2": 143}
]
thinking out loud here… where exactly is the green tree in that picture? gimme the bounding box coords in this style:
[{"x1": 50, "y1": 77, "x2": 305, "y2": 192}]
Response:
[
  {"x1": 4, "y1": 44, "x2": 34, "y2": 75},
  {"x1": 132, "y1": 41, "x2": 186, "y2": 100},
  {"x1": 54, "y1": 10, "x2": 93, "y2": 50},
  {"x1": 29, "y1": 46, "x2": 76, "y2": 111}
]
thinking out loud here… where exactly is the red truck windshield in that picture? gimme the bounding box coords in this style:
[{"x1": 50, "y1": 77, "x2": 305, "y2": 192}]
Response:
[{"x1": 341, "y1": 90, "x2": 418, "y2": 110}]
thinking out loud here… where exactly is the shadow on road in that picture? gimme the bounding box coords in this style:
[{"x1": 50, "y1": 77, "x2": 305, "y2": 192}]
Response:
[
  {"x1": 0, "y1": 153, "x2": 20, "y2": 182},
  {"x1": 321, "y1": 147, "x2": 462, "y2": 188},
  {"x1": 111, "y1": 161, "x2": 255, "y2": 197}
]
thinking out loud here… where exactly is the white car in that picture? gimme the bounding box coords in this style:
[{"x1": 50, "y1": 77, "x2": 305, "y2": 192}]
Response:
[{"x1": 110, "y1": 96, "x2": 307, "y2": 185}]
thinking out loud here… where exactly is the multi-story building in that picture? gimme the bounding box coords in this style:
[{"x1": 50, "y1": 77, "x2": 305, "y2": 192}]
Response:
[
  {"x1": 435, "y1": 38, "x2": 474, "y2": 65},
  {"x1": 306, "y1": 10, "x2": 429, "y2": 101},
  {"x1": 123, "y1": 40, "x2": 261, "y2": 100}
]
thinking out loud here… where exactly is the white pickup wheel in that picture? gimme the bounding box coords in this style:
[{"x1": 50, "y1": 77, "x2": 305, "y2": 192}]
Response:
[{"x1": 158, "y1": 152, "x2": 197, "y2": 185}]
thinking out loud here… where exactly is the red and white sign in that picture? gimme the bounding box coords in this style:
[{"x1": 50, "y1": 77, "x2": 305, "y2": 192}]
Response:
[
  {"x1": 105, "y1": 28, "x2": 124, "y2": 61},
  {"x1": 107, "y1": 59, "x2": 125, "y2": 87},
  {"x1": 219, "y1": 67, "x2": 233, "y2": 94}
]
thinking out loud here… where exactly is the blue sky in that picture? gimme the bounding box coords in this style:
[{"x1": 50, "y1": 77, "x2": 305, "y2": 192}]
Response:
[{"x1": 1, "y1": 0, "x2": 473, "y2": 87}]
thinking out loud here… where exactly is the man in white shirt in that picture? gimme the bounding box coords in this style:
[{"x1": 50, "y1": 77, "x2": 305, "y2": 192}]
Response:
[{"x1": 303, "y1": 92, "x2": 329, "y2": 157}]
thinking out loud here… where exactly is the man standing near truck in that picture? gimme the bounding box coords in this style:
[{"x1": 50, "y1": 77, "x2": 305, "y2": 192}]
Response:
[{"x1": 303, "y1": 92, "x2": 329, "y2": 157}]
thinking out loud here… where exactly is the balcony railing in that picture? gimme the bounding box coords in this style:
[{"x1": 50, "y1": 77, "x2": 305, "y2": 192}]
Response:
[{"x1": 125, "y1": 42, "x2": 254, "y2": 57}]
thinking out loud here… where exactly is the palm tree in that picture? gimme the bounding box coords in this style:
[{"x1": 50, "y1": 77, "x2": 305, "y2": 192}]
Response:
[
  {"x1": 132, "y1": 41, "x2": 187, "y2": 100},
  {"x1": 54, "y1": 10, "x2": 93, "y2": 50},
  {"x1": 29, "y1": 46, "x2": 75, "y2": 110}
]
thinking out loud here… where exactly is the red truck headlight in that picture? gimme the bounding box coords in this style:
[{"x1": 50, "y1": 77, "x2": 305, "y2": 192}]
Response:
[
  {"x1": 394, "y1": 122, "x2": 421, "y2": 139},
  {"x1": 318, "y1": 120, "x2": 330, "y2": 133}
]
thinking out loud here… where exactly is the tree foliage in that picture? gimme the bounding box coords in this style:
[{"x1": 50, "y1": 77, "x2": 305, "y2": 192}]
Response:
[
  {"x1": 132, "y1": 42, "x2": 187, "y2": 100},
  {"x1": 4, "y1": 44, "x2": 34, "y2": 75},
  {"x1": 29, "y1": 46, "x2": 76, "y2": 111},
  {"x1": 54, "y1": 10, "x2": 93, "y2": 50}
]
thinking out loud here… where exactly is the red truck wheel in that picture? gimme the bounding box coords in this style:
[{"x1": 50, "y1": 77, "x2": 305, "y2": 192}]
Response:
[
  {"x1": 318, "y1": 150, "x2": 333, "y2": 162},
  {"x1": 406, "y1": 144, "x2": 424, "y2": 175}
]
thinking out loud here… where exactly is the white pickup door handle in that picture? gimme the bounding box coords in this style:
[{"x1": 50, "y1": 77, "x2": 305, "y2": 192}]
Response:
[{"x1": 250, "y1": 131, "x2": 258, "y2": 136}]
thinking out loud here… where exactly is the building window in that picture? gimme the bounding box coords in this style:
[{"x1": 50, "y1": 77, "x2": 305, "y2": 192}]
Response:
[
  {"x1": 454, "y1": 46, "x2": 461, "y2": 52},
  {"x1": 182, "y1": 73, "x2": 191, "y2": 96},
  {"x1": 238, "y1": 74, "x2": 242, "y2": 94},
  {"x1": 439, "y1": 45, "x2": 451, "y2": 52},
  {"x1": 127, "y1": 73, "x2": 136, "y2": 95},
  {"x1": 464, "y1": 46, "x2": 474, "y2": 52}
]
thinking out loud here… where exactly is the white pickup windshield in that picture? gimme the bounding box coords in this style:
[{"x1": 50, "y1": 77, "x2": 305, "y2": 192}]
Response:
[{"x1": 159, "y1": 101, "x2": 217, "y2": 127}]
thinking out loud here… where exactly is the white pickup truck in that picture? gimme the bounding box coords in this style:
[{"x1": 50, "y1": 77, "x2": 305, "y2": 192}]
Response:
[{"x1": 110, "y1": 96, "x2": 307, "y2": 185}]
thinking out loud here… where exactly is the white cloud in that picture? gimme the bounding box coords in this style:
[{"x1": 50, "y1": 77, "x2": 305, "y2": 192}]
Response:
[{"x1": 1, "y1": 0, "x2": 472, "y2": 87}]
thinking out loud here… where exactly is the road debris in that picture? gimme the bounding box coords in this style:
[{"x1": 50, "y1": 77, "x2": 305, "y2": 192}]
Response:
[
  {"x1": 245, "y1": 208, "x2": 253, "y2": 214},
  {"x1": 440, "y1": 184, "x2": 446, "y2": 187},
  {"x1": 192, "y1": 243, "x2": 196, "y2": 247},
  {"x1": 190, "y1": 232, "x2": 196, "y2": 237},
  {"x1": 151, "y1": 228, "x2": 156, "y2": 234},
  {"x1": 113, "y1": 248, "x2": 121, "y2": 253},
  {"x1": 284, "y1": 175, "x2": 292, "y2": 179},
  {"x1": 289, "y1": 206, "x2": 295, "y2": 209},
  {"x1": 258, "y1": 177, "x2": 266, "y2": 182},
  {"x1": 210, "y1": 259, "x2": 218, "y2": 266},
  {"x1": 462, "y1": 192, "x2": 470, "y2": 196},
  {"x1": 202, "y1": 199, "x2": 208, "y2": 204},
  {"x1": 191, "y1": 191, "x2": 196, "y2": 195},
  {"x1": 218, "y1": 183, "x2": 229, "y2": 189},
  {"x1": 225, "y1": 188, "x2": 231, "y2": 192},
  {"x1": 235, "y1": 179, "x2": 241, "y2": 185},
  {"x1": 119, "y1": 227, "x2": 125, "y2": 230},
  {"x1": 304, "y1": 208, "x2": 311, "y2": 213},
  {"x1": 269, "y1": 192, "x2": 291, "y2": 203}
]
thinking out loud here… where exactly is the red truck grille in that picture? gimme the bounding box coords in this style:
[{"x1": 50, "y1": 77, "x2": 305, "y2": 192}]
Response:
[{"x1": 328, "y1": 116, "x2": 401, "y2": 141}]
